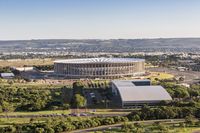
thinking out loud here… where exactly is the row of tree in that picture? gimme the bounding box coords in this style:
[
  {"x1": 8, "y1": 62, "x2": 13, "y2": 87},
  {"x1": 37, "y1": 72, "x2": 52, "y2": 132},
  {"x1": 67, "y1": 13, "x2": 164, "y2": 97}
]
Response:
[
  {"x1": 127, "y1": 105, "x2": 200, "y2": 121},
  {"x1": 0, "y1": 116, "x2": 128, "y2": 133}
]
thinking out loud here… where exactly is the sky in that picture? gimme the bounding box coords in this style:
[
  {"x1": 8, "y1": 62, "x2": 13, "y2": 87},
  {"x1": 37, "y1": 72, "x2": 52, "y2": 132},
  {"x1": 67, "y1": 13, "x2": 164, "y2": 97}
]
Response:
[{"x1": 0, "y1": 0, "x2": 200, "y2": 40}]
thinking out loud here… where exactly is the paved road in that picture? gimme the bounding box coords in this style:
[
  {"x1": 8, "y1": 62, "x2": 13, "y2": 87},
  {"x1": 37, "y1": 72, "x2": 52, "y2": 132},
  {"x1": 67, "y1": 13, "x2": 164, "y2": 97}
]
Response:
[{"x1": 69, "y1": 119, "x2": 185, "y2": 133}]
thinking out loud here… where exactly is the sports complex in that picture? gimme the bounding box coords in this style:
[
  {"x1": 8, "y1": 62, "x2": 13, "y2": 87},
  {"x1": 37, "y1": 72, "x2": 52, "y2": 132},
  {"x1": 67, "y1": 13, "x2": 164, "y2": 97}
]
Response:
[{"x1": 54, "y1": 58, "x2": 145, "y2": 79}]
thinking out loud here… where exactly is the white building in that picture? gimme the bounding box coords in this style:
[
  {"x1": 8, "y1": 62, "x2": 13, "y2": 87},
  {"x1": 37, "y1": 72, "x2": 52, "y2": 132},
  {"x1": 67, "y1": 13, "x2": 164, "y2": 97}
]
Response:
[{"x1": 111, "y1": 80, "x2": 172, "y2": 108}]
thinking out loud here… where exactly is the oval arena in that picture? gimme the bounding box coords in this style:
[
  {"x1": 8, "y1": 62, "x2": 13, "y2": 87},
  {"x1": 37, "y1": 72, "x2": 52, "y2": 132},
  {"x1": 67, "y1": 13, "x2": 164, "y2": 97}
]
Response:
[{"x1": 54, "y1": 58, "x2": 145, "y2": 79}]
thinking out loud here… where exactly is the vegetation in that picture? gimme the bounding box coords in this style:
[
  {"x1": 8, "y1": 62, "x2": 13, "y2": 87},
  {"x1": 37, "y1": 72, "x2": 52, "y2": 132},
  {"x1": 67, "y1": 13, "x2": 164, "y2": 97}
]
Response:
[
  {"x1": 127, "y1": 105, "x2": 200, "y2": 121},
  {"x1": 0, "y1": 67, "x2": 12, "y2": 73},
  {"x1": 159, "y1": 81, "x2": 200, "y2": 100},
  {"x1": 145, "y1": 72, "x2": 174, "y2": 81},
  {"x1": 34, "y1": 65, "x2": 54, "y2": 71},
  {"x1": 72, "y1": 94, "x2": 87, "y2": 108},
  {"x1": 0, "y1": 116, "x2": 128, "y2": 133},
  {"x1": 0, "y1": 86, "x2": 70, "y2": 112},
  {"x1": 0, "y1": 75, "x2": 200, "y2": 132},
  {"x1": 105, "y1": 121, "x2": 200, "y2": 133}
]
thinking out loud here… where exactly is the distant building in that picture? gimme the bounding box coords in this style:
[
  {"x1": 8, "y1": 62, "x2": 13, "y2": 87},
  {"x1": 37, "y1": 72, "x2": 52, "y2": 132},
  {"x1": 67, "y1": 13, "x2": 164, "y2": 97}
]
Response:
[
  {"x1": 0, "y1": 73, "x2": 15, "y2": 79},
  {"x1": 54, "y1": 58, "x2": 145, "y2": 79},
  {"x1": 178, "y1": 60, "x2": 200, "y2": 72},
  {"x1": 178, "y1": 83, "x2": 190, "y2": 88},
  {"x1": 190, "y1": 63, "x2": 200, "y2": 71},
  {"x1": 111, "y1": 80, "x2": 172, "y2": 108}
]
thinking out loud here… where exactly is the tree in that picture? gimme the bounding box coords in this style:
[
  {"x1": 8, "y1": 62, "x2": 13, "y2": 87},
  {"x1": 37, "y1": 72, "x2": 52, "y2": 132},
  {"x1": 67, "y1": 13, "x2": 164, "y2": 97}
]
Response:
[
  {"x1": 174, "y1": 87, "x2": 190, "y2": 98},
  {"x1": 185, "y1": 115, "x2": 195, "y2": 126},
  {"x1": 132, "y1": 114, "x2": 141, "y2": 121},
  {"x1": 1, "y1": 101, "x2": 14, "y2": 112},
  {"x1": 140, "y1": 105, "x2": 153, "y2": 120},
  {"x1": 73, "y1": 82, "x2": 84, "y2": 94},
  {"x1": 35, "y1": 128, "x2": 45, "y2": 133},
  {"x1": 73, "y1": 94, "x2": 86, "y2": 108}
]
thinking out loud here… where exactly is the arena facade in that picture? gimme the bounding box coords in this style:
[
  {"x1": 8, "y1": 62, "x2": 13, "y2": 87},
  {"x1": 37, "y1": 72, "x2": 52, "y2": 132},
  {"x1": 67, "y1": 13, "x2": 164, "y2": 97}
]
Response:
[{"x1": 54, "y1": 58, "x2": 145, "y2": 79}]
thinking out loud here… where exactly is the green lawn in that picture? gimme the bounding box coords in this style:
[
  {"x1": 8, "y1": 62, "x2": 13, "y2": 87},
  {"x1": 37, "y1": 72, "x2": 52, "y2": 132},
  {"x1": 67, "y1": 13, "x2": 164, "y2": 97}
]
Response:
[
  {"x1": 0, "y1": 109, "x2": 134, "y2": 117},
  {"x1": 145, "y1": 72, "x2": 174, "y2": 81},
  {"x1": 0, "y1": 109, "x2": 70, "y2": 116},
  {"x1": 91, "y1": 109, "x2": 134, "y2": 115}
]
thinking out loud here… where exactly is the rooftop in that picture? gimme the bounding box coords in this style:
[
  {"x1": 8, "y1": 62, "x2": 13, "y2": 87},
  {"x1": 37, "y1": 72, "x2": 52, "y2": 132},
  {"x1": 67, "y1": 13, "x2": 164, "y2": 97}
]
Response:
[
  {"x1": 112, "y1": 80, "x2": 172, "y2": 102},
  {"x1": 54, "y1": 58, "x2": 145, "y2": 64},
  {"x1": 0, "y1": 73, "x2": 15, "y2": 77}
]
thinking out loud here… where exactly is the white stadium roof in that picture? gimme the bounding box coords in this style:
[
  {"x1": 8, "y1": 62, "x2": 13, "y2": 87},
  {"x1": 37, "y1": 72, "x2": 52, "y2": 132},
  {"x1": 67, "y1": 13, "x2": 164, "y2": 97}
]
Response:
[
  {"x1": 54, "y1": 58, "x2": 145, "y2": 64},
  {"x1": 112, "y1": 80, "x2": 172, "y2": 102}
]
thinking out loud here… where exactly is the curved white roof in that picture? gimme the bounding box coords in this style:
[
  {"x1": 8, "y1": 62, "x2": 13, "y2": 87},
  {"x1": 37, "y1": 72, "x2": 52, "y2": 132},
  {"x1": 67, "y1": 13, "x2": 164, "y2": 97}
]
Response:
[
  {"x1": 54, "y1": 58, "x2": 144, "y2": 64},
  {"x1": 112, "y1": 80, "x2": 172, "y2": 102}
]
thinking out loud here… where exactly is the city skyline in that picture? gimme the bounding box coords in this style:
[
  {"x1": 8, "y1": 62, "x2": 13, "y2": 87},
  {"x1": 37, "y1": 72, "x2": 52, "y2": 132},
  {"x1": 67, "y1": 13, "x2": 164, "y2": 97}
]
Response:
[{"x1": 0, "y1": 0, "x2": 200, "y2": 40}]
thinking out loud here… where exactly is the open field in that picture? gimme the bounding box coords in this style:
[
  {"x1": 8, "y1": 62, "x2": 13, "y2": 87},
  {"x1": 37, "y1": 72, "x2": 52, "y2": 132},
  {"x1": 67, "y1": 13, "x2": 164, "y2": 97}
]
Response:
[
  {"x1": 0, "y1": 110, "x2": 70, "y2": 116},
  {"x1": 148, "y1": 67, "x2": 200, "y2": 83},
  {"x1": 0, "y1": 58, "x2": 54, "y2": 67},
  {"x1": 0, "y1": 109, "x2": 132, "y2": 117},
  {"x1": 144, "y1": 71, "x2": 174, "y2": 81},
  {"x1": 92, "y1": 109, "x2": 133, "y2": 115},
  {"x1": 0, "y1": 115, "x2": 88, "y2": 128}
]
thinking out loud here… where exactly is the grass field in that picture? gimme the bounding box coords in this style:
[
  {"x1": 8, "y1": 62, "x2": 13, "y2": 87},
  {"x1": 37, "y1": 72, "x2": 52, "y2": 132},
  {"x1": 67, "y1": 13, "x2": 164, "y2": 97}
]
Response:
[
  {"x1": 0, "y1": 109, "x2": 134, "y2": 116},
  {"x1": 0, "y1": 58, "x2": 54, "y2": 67},
  {"x1": 145, "y1": 72, "x2": 174, "y2": 80},
  {"x1": 0, "y1": 109, "x2": 71, "y2": 116},
  {"x1": 91, "y1": 109, "x2": 135, "y2": 115},
  {"x1": 0, "y1": 115, "x2": 88, "y2": 128}
]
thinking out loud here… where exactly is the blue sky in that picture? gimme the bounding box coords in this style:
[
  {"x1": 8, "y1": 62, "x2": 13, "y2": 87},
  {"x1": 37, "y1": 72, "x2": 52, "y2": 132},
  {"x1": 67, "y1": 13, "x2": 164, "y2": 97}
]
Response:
[{"x1": 0, "y1": 0, "x2": 200, "y2": 40}]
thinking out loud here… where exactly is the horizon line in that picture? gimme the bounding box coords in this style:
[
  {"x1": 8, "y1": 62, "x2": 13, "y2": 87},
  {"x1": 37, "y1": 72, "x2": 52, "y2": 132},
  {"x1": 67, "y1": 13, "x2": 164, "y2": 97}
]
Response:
[{"x1": 1, "y1": 37, "x2": 200, "y2": 41}]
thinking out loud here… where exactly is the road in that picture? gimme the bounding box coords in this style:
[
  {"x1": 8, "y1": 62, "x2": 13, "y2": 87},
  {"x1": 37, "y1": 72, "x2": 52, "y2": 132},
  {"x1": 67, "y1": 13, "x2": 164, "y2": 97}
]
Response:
[{"x1": 69, "y1": 119, "x2": 185, "y2": 133}]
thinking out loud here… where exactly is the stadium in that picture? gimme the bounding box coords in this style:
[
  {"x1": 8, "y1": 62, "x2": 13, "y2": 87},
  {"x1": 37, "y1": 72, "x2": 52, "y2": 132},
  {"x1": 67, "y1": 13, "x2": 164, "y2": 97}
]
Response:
[{"x1": 54, "y1": 58, "x2": 145, "y2": 79}]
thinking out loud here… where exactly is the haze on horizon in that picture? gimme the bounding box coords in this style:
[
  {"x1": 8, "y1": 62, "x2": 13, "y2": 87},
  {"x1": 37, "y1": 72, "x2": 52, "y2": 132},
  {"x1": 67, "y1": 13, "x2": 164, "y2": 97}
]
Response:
[{"x1": 0, "y1": 0, "x2": 200, "y2": 40}]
